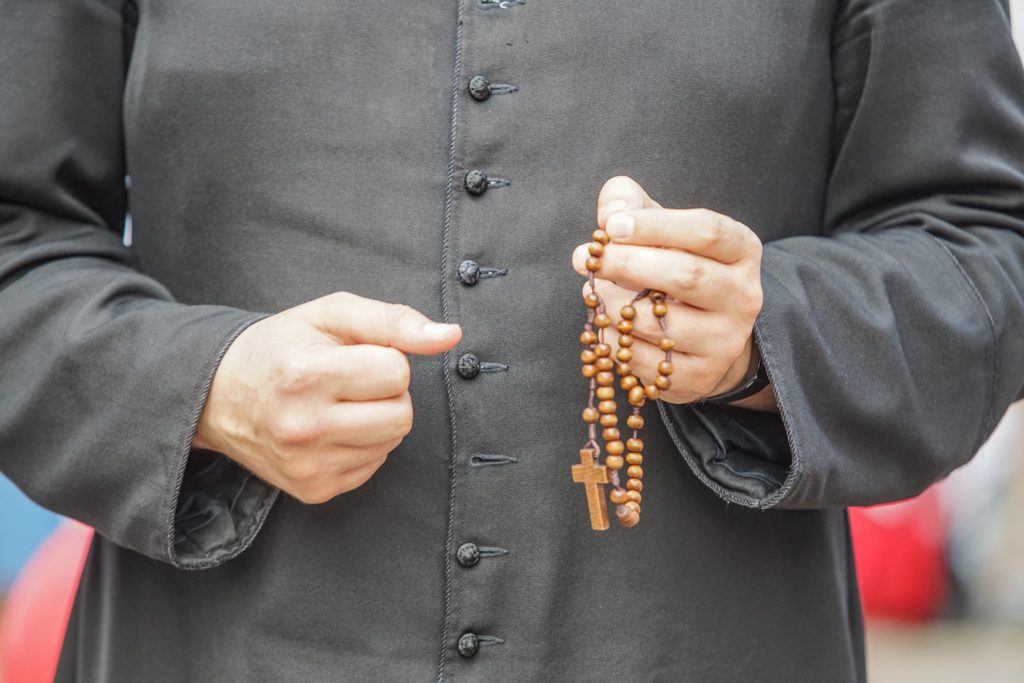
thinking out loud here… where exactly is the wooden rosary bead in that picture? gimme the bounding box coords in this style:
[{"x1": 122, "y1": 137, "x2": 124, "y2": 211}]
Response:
[
  {"x1": 580, "y1": 349, "x2": 597, "y2": 364},
  {"x1": 620, "y1": 375, "x2": 639, "y2": 390},
  {"x1": 658, "y1": 361, "x2": 674, "y2": 376},
  {"x1": 609, "y1": 488, "x2": 629, "y2": 504},
  {"x1": 655, "y1": 375, "x2": 671, "y2": 390},
  {"x1": 616, "y1": 319, "x2": 633, "y2": 334},
  {"x1": 596, "y1": 387, "x2": 616, "y2": 401},
  {"x1": 596, "y1": 357, "x2": 614, "y2": 372},
  {"x1": 620, "y1": 305, "x2": 636, "y2": 320},
  {"x1": 586, "y1": 257, "x2": 602, "y2": 272},
  {"x1": 599, "y1": 412, "x2": 617, "y2": 426},
  {"x1": 627, "y1": 479, "x2": 643, "y2": 493},
  {"x1": 626, "y1": 452, "x2": 643, "y2": 465},
  {"x1": 580, "y1": 330, "x2": 598, "y2": 344},
  {"x1": 616, "y1": 506, "x2": 640, "y2": 528},
  {"x1": 653, "y1": 302, "x2": 668, "y2": 317},
  {"x1": 626, "y1": 465, "x2": 644, "y2": 479},
  {"x1": 624, "y1": 500, "x2": 641, "y2": 513},
  {"x1": 592, "y1": 228, "x2": 610, "y2": 244},
  {"x1": 582, "y1": 407, "x2": 599, "y2": 423},
  {"x1": 583, "y1": 293, "x2": 600, "y2": 309},
  {"x1": 618, "y1": 335, "x2": 635, "y2": 348},
  {"x1": 644, "y1": 384, "x2": 660, "y2": 400},
  {"x1": 581, "y1": 364, "x2": 597, "y2": 378},
  {"x1": 606, "y1": 440, "x2": 625, "y2": 455},
  {"x1": 628, "y1": 386, "x2": 647, "y2": 406},
  {"x1": 598, "y1": 399, "x2": 617, "y2": 414},
  {"x1": 594, "y1": 343, "x2": 612, "y2": 357},
  {"x1": 649, "y1": 291, "x2": 666, "y2": 303},
  {"x1": 594, "y1": 313, "x2": 612, "y2": 328},
  {"x1": 602, "y1": 427, "x2": 620, "y2": 442},
  {"x1": 626, "y1": 490, "x2": 642, "y2": 504},
  {"x1": 626, "y1": 438, "x2": 643, "y2": 452},
  {"x1": 596, "y1": 372, "x2": 615, "y2": 387},
  {"x1": 626, "y1": 414, "x2": 644, "y2": 429},
  {"x1": 615, "y1": 362, "x2": 632, "y2": 376},
  {"x1": 588, "y1": 242, "x2": 605, "y2": 257},
  {"x1": 605, "y1": 455, "x2": 624, "y2": 470},
  {"x1": 615, "y1": 347, "x2": 633, "y2": 362},
  {"x1": 659, "y1": 338, "x2": 675, "y2": 351}
]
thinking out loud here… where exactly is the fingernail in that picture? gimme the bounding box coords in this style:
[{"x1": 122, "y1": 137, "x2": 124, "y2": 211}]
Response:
[
  {"x1": 423, "y1": 322, "x2": 459, "y2": 337},
  {"x1": 606, "y1": 213, "x2": 635, "y2": 239}
]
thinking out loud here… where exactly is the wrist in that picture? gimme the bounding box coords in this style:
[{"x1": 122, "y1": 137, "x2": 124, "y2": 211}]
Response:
[{"x1": 703, "y1": 338, "x2": 769, "y2": 405}]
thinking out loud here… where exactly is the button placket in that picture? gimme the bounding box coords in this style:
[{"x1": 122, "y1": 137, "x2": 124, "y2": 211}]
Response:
[{"x1": 445, "y1": 0, "x2": 529, "y2": 669}]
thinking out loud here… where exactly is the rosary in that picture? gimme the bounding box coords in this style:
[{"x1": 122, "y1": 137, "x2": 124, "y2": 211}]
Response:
[{"x1": 573, "y1": 224, "x2": 674, "y2": 530}]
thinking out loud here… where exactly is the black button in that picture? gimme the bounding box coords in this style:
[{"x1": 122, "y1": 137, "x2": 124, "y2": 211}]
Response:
[
  {"x1": 457, "y1": 353, "x2": 481, "y2": 379},
  {"x1": 457, "y1": 259, "x2": 480, "y2": 286},
  {"x1": 457, "y1": 632, "x2": 479, "y2": 658},
  {"x1": 456, "y1": 542, "x2": 481, "y2": 567},
  {"x1": 464, "y1": 170, "x2": 488, "y2": 196},
  {"x1": 468, "y1": 75, "x2": 492, "y2": 101}
]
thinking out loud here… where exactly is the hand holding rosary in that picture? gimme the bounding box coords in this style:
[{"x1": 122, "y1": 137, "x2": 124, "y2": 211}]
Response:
[{"x1": 571, "y1": 176, "x2": 770, "y2": 531}]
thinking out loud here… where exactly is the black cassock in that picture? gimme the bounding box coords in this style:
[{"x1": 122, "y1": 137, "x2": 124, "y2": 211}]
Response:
[{"x1": 2, "y1": 1, "x2": 1024, "y2": 681}]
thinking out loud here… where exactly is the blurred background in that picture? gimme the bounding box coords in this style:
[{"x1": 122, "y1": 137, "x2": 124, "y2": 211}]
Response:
[{"x1": 2, "y1": 7, "x2": 1024, "y2": 683}]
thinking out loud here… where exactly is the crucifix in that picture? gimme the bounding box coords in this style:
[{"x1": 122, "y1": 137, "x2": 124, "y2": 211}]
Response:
[{"x1": 572, "y1": 447, "x2": 610, "y2": 530}]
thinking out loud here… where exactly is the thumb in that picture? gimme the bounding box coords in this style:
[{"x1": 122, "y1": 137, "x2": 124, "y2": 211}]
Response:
[
  {"x1": 596, "y1": 175, "x2": 662, "y2": 227},
  {"x1": 307, "y1": 292, "x2": 462, "y2": 355}
]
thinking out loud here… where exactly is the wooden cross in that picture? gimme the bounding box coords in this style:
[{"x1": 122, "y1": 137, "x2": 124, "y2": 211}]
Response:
[{"x1": 572, "y1": 447, "x2": 610, "y2": 531}]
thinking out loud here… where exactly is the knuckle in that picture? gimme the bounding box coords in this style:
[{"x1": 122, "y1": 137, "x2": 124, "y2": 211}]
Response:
[
  {"x1": 744, "y1": 285, "x2": 764, "y2": 317},
  {"x1": 275, "y1": 357, "x2": 317, "y2": 394},
  {"x1": 671, "y1": 263, "x2": 705, "y2": 291},
  {"x1": 703, "y1": 211, "x2": 727, "y2": 245},
  {"x1": 270, "y1": 413, "x2": 318, "y2": 448},
  {"x1": 294, "y1": 483, "x2": 335, "y2": 505},
  {"x1": 281, "y1": 455, "x2": 320, "y2": 485},
  {"x1": 394, "y1": 401, "x2": 414, "y2": 437},
  {"x1": 747, "y1": 233, "x2": 764, "y2": 259},
  {"x1": 322, "y1": 290, "x2": 356, "y2": 311},
  {"x1": 384, "y1": 303, "x2": 417, "y2": 343},
  {"x1": 382, "y1": 348, "x2": 411, "y2": 388}
]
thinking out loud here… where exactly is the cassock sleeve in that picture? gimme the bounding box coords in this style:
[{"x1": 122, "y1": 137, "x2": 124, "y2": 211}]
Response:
[
  {"x1": 0, "y1": 0, "x2": 279, "y2": 568},
  {"x1": 657, "y1": 0, "x2": 1024, "y2": 509}
]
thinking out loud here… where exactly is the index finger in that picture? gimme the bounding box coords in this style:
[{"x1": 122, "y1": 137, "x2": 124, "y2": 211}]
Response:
[{"x1": 605, "y1": 208, "x2": 758, "y2": 264}]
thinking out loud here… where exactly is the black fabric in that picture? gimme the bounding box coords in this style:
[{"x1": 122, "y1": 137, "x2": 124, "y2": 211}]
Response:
[{"x1": 0, "y1": 0, "x2": 1021, "y2": 681}]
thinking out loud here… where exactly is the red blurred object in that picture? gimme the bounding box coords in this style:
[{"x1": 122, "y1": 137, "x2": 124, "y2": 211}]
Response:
[
  {"x1": 849, "y1": 485, "x2": 949, "y2": 621},
  {"x1": 1, "y1": 520, "x2": 94, "y2": 683}
]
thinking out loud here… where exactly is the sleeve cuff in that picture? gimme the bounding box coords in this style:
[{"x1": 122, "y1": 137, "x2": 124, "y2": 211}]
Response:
[
  {"x1": 655, "y1": 393, "x2": 795, "y2": 509},
  {"x1": 165, "y1": 311, "x2": 280, "y2": 569}
]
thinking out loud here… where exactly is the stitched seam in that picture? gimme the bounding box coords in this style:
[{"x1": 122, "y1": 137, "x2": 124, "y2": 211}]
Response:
[
  {"x1": 166, "y1": 311, "x2": 272, "y2": 568},
  {"x1": 437, "y1": 3, "x2": 466, "y2": 680},
  {"x1": 654, "y1": 293, "x2": 804, "y2": 511},
  {"x1": 177, "y1": 486, "x2": 280, "y2": 571}
]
